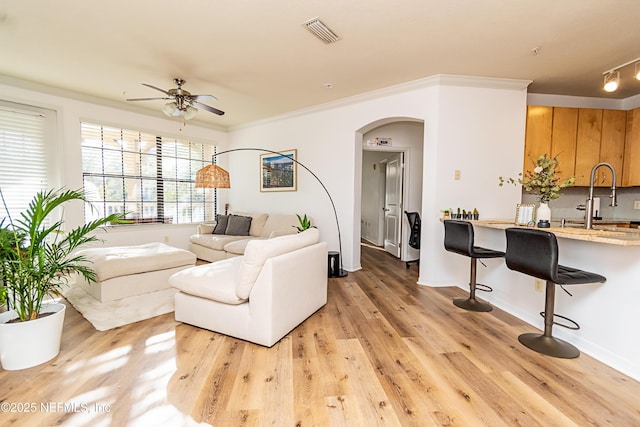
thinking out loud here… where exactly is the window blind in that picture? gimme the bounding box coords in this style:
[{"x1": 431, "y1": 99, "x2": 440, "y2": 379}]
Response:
[
  {"x1": 81, "y1": 122, "x2": 216, "y2": 225},
  {"x1": 0, "y1": 102, "x2": 49, "y2": 224}
]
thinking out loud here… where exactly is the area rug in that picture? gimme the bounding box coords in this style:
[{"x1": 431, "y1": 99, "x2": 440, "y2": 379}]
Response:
[{"x1": 62, "y1": 285, "x2": 177, "y2": 331}]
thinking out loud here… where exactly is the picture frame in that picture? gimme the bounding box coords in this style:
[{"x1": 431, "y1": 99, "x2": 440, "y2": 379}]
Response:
[
  {"x1": 260, "y1": 149, "x2": 297, "y2": 192},
  {"x1": 515, "y1": 203, "x2": 536, "y2": 225}
]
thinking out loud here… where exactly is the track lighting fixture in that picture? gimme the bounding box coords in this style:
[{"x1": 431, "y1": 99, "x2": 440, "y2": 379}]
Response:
[
  {"x1": 601, "y1": 56, "x2": 640, "y2": 92},
  {"x1": 603, "y1": 71, "x2": 620, "y2": 92}
]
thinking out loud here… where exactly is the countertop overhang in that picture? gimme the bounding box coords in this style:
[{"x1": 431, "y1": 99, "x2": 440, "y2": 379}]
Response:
[{"x1": 467, "y1": 219, "x2": 640, "y2": 246}]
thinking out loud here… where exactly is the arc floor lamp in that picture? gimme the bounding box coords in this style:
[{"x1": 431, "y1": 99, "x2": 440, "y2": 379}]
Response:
[{"x1": 195, "y1": 148, "x2": 347, "y2": 277}]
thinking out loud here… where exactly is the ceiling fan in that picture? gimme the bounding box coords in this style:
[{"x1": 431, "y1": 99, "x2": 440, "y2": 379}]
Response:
[{"x1": 126, "y1": 78, "x2": 224, "y2": 119}]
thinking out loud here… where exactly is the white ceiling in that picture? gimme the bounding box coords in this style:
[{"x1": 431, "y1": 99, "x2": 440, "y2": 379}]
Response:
[{"x1": 1, "y1": 1, "x2": 639, "y2": 129}]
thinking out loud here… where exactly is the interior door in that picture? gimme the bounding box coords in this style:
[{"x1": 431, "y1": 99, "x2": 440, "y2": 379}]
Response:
[{"x1": 383, "y1": 154, "x2": 403, "y2": 257}]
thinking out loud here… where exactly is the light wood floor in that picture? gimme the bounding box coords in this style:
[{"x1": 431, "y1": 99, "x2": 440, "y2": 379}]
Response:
[{"x1": 1, "y1": 245, "x2": 639, "y2": 426}]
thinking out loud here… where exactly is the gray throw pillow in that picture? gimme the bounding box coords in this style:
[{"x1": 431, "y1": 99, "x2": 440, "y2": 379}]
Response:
[
  {"x1": 225, "y1": 214, "x2": 252, "y2": 236},
  {"x1": 212, "y1": 214, "x2": 229, "y2": 234}
]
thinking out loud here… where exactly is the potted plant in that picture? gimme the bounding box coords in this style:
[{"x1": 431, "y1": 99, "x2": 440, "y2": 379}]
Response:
[
  {"x1": 499, "y1": 154, "x2": 575, "y2": 225},
  {"x1": 293, "y1": 213, "x2": 315, "y2": 233},
  {"x1": 0, "y1": 188, "x2": 122, "y2": 370}
]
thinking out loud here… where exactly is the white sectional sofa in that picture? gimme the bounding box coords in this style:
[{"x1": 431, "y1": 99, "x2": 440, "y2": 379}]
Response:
[
  {"x1": 189, "y1": 212, "x2": 300, "y2": 262},
  {"x1": 170, "y1": 228, "x2": 328, "y2": 347}
]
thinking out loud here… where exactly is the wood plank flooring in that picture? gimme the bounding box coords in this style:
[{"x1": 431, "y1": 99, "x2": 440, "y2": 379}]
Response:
[{"x1": 1, "y1": 245, "x2": 639, "y2": 426}]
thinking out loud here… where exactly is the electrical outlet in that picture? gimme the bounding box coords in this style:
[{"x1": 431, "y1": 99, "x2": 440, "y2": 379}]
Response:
[
  {"x1": 634, "y1": 200, "x2": 640, "y2": 210},
  {"x1": 454, "y1": 169, "x2": 461, "y2": 180},
  {"x1": 164, "y1": 235, "x2": 169, "y2": 243},
  {"x1": 534, "y1": 279, "x2": 544, "y2": 293}
]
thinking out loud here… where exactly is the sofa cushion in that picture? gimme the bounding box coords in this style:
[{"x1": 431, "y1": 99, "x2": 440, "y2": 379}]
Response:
[
  {"x1": 225, "y1": 214, "x2": 252, "y2": 236},
  {"x1": 190, "y1": 233, "x2": 251, "y2": 251},
  {"x1": 213, "y1": 214, "x2": 230, "y2": 234},
  {"x1": 75, "y1": 242, "x2": 196, "y2": 282},
  {"x1": 236, "y1": 228, "x2": 320, "y2": 299},
  {"x1": 233, "y1": 212, "x2": 268, "y2": 237},
  {"x1": 223, "y1": 237, "x2": 266, "y2": 255},
  {"x1": 170, "y1": 257, "x2": 247, "y2": 305},
  {"x1": 260, "y1": 214, "x2": 300, "y2": 238}
]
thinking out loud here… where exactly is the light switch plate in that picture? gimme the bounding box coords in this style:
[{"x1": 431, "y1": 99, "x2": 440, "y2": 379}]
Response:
[{"x1": 634, "y1": 200, "x2": 640, "y2": 210}]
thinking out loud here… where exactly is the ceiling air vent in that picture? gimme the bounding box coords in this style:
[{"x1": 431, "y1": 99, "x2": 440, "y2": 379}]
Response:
[{"x1": 303, "y1": 17, "x2": 340, "y2": 44}]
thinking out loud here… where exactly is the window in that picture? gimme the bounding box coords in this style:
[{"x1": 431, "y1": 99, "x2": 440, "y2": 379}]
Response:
[
  {"x1": 81, "y1": 122, "x2": 216, "y2": 225},
  {"x1": 0, "y1": 101, "x2": 54, "y2": 224}
]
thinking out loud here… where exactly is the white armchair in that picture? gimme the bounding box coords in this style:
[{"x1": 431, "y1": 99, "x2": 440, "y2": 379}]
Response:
[{"x1": 169, "y1": 229, "x2": 327, "y2": 347}]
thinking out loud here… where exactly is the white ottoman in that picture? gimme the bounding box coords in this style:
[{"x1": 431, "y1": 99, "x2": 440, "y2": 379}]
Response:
[{"x1": 74, "y1": 243, "x2": 197, "y2": 302}]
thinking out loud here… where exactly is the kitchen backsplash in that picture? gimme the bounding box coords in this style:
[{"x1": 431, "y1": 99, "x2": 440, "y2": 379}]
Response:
[{"x1": 521, "y1": 186, "x2": 640, "y2": 221}]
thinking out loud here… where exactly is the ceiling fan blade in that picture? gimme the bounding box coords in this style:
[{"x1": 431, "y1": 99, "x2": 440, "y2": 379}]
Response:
[
  {"x1": 126, "y1": 97, "x2": 172, "y2": 101},
  {"x1": 191, "y1": 100, "x2": 225, "y2": 116},
  {"x1": 190, "y1": 94, "x2": 218, "y2": 102},
  {"x1": 142, "y1": 83, "x2": 171, "y2": 95}
]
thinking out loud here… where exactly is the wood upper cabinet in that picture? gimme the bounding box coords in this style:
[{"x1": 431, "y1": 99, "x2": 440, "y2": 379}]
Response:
[
  {"x1": 523, "y1": 106, "x2": 552, "y2": 172},
  {"x1": 623, "y1": 108, "x2": 640, "y2": 186},
  {"x1": 524, "y1": 106, "x2": 627, "y2": 187},
  {"x1": 574, "y1": 109, "x2": 603, "y2": 186},
  {"x1": 600, "y1": 109, "x2": 626, "y2": 187},
  {"x1": 550, "y1": 107, "x2": 578, "y2": 181}
]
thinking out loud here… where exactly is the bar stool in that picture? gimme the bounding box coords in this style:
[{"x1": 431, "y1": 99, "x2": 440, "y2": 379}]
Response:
[
  {"x1": 443, "y1": 220, "x2": 505, "y2": 312},
  {"x1": 504, "y1": 227, "x2": 606, "y2": 358}
]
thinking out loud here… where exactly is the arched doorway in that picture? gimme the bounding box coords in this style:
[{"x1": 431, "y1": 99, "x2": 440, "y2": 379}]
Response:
[{"x1": 354, "y1": 117, "x2": 424, "y2": 268}]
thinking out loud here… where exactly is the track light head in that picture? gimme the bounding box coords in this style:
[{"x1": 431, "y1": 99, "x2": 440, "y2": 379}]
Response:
[
  {"x1": 603, "y1": 71, "x2": 620, "y2": 92},
  {"x1": 635, "y1": 62, "x2": 640, "y2": 81}
]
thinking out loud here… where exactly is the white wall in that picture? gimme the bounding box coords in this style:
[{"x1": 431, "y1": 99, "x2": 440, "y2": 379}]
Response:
[
  {"x1": 0, "y1": 77, "x2": 228, "y2": 250},
  {"x1": 421, "y1": 83, "x2": 528, "y2": 286},
  {"x1": 228, "y1": 82, "x2": 438, "y2": 271}
]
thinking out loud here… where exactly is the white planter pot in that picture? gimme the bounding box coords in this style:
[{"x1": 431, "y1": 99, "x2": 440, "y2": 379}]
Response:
[{"x1": 0, "y1": 303, "x2": 66, "y2": 370}]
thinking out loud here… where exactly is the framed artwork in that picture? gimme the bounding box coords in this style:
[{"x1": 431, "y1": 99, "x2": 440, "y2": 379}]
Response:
[
  {"x1": 515, "y1": 203, "x2": 536, "y2": 226},
  {"x1": 260, "y1": 149, "x2": 297, "y2": 192}
]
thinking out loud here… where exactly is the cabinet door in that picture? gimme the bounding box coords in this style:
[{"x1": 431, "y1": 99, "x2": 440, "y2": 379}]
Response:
[
  {"x1": 574, "y1": 109, "x2": 603, "y2": 186},
  {"x1": 600, "y1": 109, "x2": 626, "y2": 187},
  {"x1": 523, "y1": 106, "x2": 553, "y2": 172},
  {"x1": 623, "y1": 108, "x2": 640, "y2": 186},
  {"x1": 550, "y1": 107, "x2": 578, "y2": 181}
]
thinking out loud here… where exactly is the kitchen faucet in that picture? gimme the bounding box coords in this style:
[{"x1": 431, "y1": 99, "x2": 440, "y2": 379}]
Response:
[{"x1": 585, "y1": 162, "x2": 617, "y2": 229}]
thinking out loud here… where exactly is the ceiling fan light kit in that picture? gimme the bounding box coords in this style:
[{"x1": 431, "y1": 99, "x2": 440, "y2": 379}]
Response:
[
  {"x1": 601, "y1": 57, "x2": 640, "y2": 92},
  {"x1": 127, "y1": 78, "x2": 224, "y2": 120}
]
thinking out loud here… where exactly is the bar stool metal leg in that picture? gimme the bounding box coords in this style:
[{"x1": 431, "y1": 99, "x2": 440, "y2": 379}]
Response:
[
  {"x1": 518, "y1": 281, "x2": 580, "y2": 359},
  {"x1": 453, "y1": 258, "x2": 493, "y2": 312}
]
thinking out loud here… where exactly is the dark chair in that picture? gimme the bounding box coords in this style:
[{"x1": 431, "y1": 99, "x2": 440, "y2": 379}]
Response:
[
  {"x1": 443, "y1": 220, "x2": 504, "y2": 312},
  {"x1": 504, "y1": 227, "x2": 606, "y2": 358},
  {"x1": 405, "y1": 211, "x2": 421, "y2": 269}
]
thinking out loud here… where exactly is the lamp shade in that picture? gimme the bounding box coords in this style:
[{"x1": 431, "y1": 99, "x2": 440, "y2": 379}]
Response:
[
  {"x1": 184, "y1": 105, "x2": 198, "y2": 120},
  {"x1": 195, "y1": 164, "x2": 230, "y2": 188},
  {"x1": 162, "y1": 102, "x2": 179, "y2": 117}
]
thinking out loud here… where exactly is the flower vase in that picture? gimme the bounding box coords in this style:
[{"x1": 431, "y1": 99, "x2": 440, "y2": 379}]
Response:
[{"x1": 537, "y1": 202, "x2": 551, "y2": 228}]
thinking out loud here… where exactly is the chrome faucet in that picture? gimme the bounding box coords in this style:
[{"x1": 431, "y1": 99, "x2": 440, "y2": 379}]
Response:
[{"x1": 585, "y1": 162, "x2": 617, "y2": 229}]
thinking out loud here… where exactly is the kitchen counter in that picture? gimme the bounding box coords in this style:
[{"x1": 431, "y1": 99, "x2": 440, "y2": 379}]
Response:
[{"x1": 468, "y1": 219, "x2": 640, "y2": 246}]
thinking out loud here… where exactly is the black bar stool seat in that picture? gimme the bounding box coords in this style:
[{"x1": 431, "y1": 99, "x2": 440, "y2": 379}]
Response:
[
  {"x1": 443, "y1": 220, "x2": 505, "y2": 312},
  {"x1": 505, "y1": 227, "x2": 606, "y2": 358}
]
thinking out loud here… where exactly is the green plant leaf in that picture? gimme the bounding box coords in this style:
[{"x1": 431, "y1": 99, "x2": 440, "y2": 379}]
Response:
[{"x1": 0, "y1": 188, "x2": 124, "y2": 321}]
